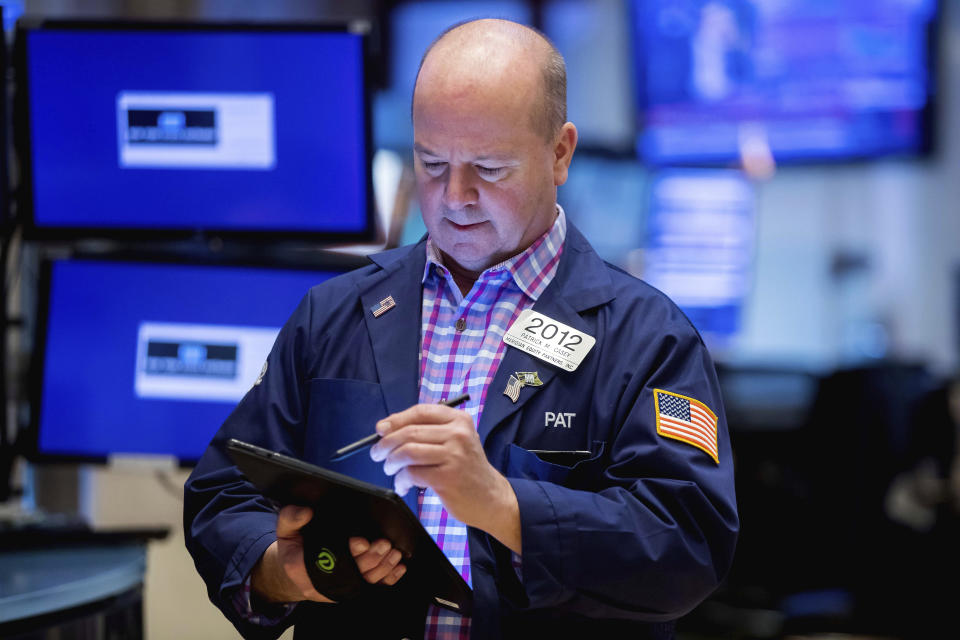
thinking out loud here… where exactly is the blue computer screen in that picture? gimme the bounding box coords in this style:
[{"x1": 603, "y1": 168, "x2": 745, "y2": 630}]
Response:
[
  {"x1": 373, "y1": 1, "x2": 532, "y2": 150},
  {"x1": 644, "y1": 169, "x2": 755, "y2": 345},
  {"x1": 36, "y1": 260, "x2": 341, "y2": 462},
  {"x1": 631, "y1": 0, "x2": 938, "y2": 165},
  {"x1": 24, "y1": 27, "x2": 370, "y2": 234},
  {"x1": 542, "y1": 0, "x2": 635, "y2": 151}
]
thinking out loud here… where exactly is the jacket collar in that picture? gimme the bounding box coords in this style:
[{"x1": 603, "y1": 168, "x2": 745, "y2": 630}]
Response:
[{"x1": 474, "y1": 222, "x2": 614, "y2": 444}]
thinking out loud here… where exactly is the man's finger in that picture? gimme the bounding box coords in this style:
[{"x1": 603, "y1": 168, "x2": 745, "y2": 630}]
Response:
[
  {"x1": 277, "y1": 505, "x2": 314, "y2": 537},
  {"x1": 381, "y1": 563, "x2": 408, "y2": 586},
  {"x1": 394, "y1": 465, "x2": 431, "y2": 496},
  {"x1": 371, "y1": 424, "x2": 457, "y2": 461},
  {"x1": 361, "y1": 548, "x2": 403, "y2": 584},
  {"x1": 353, "y1": 538, "x2": 392, "y2": 573},
  {"x1": 382, "y1": 442, "x2": 447, "y2": 475},
  {"x1": 375, "y1": 403, "x2": 463, "y2": 436},
  {"x1": 348, "y1": 537, "x2": 370, "y2": 556}
]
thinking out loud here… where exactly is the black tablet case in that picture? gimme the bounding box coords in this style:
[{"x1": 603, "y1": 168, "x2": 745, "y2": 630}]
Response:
[{"x1": 226, "y1": 438, "x2": 472, "y2": 614}]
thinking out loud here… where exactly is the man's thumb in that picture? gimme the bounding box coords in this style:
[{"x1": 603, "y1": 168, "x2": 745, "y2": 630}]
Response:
[{"x1": 277, "y1": 504, "x2": 314, "y2": 537}]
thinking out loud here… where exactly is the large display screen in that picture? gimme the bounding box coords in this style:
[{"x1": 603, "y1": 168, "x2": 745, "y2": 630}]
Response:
[
  {"x1": 374, "y1": 1, "x2": 532, "y2": 150},
  {"x1": 18, "y1": 21, "x2": 372, "y2": 238},
  {"x1": 32, "y1": 259, "x2": 344, "y2": 463},
  {"x1": 643, "y1": 169, "x2": 755, "y2": 346},
  {"x1": 631, "y1": 0, "x2": 938, "y2": 165},
  {"x1": 542, "y1": 0, "x2": 635, "y2": 152}
]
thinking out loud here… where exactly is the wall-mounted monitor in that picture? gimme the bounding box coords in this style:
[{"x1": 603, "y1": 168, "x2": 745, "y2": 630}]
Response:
[
  {"x1": 15, "y1": 19, "x2": 375, "y2": 240},
  {"x1": 0, "y1": 5, "x2": 8, "y2": 231},
  {"x1": 541, "y1": 0, "x2": 636, "y2": 154},
  {"x1": 643, "y1": 169, "x2": 755, "y2": 346},
  {"x1": 373, "y1": 1, "x2": 533, "y2": 150},
  {"x1": 559, "y1": 155, "x2": 647, "y2": 266},
  {"x1": 630, "y1": 0, "x2": 939, "y2": 166},
  {"x1": 28, "y1": 258, "x2": 348, "y2": 464}
]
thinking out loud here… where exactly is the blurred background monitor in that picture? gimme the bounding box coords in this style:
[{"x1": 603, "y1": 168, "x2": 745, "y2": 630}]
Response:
[
  {"x1": 541, "y1": 0, "x2": 636, "y2": 154},
  {"x1": 0, "y1": 3, "x2": 11, "y2": 503},
  {"x1": 373, "y1": 0, "x2": 532, "y2": 151},
  {"x1": 630, "y1": 0, "x2": 939, "y2": 166},
  {"x1": 0, "y1": 4, "x2": 7, "y2": 230},
  {"x1": 1, "y1": 2, "x2": 19, "y2": 32},
  {"x1": 376, "y1": 0, "x2": 636, "y2": 154},
  {"x1": 955, "y1": 264, "x2": 960, "y2": 370},
  {"x1": 28, "y1": 259, "x2": 346, "y2": 465},
  {"x1": 642, "y1": 169, "x2": 755, "y2": 346},
  {"x1": 716, "y1": 364, "x2": 820, "y2": 432},
  {"x1": 558, "y1": 155, "x2": 647, "y2": 266},
  {"x1": 15, "y1": 19, "x2": 374, "y2": 240}
]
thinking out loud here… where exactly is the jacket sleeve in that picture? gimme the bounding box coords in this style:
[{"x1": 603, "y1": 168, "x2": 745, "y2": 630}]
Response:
[
  {"x1": 183, "y1": 293, "x2": 315, "y2": 640},
  {"x1": 507, "y1": 316, "x2": 739, "y2": 622}
]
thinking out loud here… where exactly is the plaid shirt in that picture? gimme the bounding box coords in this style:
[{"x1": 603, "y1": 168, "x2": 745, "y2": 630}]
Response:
[
  {"x1": 236, "y1": 207, "x2": 566, "y2": 636},
  {"x1": 419, "y1": 207, "x2": 566, "y2": 639}
]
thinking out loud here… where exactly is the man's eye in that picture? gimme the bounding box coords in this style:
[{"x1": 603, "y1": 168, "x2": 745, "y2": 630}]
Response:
[
  {"x1": 476, "y1": 166, "x2": 505, "y2": 179},
  {"x1": 422, "y1": 161, "x2": 446, "y2": 173}
]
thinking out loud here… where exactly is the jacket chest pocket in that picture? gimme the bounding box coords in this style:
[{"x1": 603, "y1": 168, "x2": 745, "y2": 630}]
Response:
[
  {"x1": 505, "y1": 441, "x2": 606, "y2": 489},
  {"x1": 304, "y1": 378, "x2": 393, "y2": 490}
]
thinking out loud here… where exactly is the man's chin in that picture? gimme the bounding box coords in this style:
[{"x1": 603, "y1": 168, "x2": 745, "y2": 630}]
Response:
[{"x1": 439, "y1": 244, "x2": 498, "y2": 275}]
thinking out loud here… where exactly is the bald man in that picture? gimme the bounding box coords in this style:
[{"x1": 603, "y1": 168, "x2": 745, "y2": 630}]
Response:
[{"x1": 185, "y1": 19, "x2": 738, "y2": 640}]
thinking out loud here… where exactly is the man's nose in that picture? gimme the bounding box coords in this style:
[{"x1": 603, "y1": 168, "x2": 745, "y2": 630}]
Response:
[{"x1": 442, "y1": 166, "x2": 478, "y2": 210}]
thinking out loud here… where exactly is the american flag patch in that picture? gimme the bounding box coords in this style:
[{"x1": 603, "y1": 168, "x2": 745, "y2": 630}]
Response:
[{"x1": 654, "y1": 389, "x2": 719, "y2": 463}]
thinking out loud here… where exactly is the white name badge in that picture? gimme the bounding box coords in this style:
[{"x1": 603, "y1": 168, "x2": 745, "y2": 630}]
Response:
[{"x1": 503, "y1": 309, "x2": 596, "y2": 372}]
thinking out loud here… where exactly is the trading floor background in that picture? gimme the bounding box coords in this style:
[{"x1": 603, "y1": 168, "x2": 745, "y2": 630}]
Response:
[{"x1": 2, "y1": 1, "x2": 959, "y2": 638}]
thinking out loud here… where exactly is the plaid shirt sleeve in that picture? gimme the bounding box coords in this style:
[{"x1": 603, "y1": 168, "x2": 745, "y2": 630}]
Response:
[{"x1": 232, "y1": 572, "x2": 297, "y2": 626}]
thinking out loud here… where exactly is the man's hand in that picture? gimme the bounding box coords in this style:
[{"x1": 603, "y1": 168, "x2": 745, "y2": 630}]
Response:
[
  {"x1": 369, "y1": 403, "x2": 522, "y2": 553},
  {"x1": 251, "y1": 505, "x2": 407, "y2": 604}
]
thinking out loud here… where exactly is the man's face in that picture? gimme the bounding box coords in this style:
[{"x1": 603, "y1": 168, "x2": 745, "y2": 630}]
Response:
[{"x1": 412, "y1": 70, "x2": 560, "y2": 275}]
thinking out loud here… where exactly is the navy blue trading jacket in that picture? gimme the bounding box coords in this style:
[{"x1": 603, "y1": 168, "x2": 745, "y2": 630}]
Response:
[{"x1": 184, "y1": 222, "x2": 739, "y2": 639}]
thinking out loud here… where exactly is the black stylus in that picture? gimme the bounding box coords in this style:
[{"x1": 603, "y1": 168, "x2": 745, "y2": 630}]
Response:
[{"x1": 329, "y1": 393, "x2": 470, "y2": 462}]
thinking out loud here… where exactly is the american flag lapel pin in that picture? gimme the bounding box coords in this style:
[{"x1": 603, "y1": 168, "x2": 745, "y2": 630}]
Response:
[
  {"x1": 503, "y1": 374, "x2": 523, "y2": 403},
  {"x1": 371, "y1": 295, "x2": 396, "y2": 318}
]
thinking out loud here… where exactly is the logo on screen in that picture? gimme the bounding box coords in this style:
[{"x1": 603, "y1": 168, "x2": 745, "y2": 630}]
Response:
[
  {"x1": 126, "y1": 109, "x2": 218, "y2": 145},
  {"x1": 135, "y1": 322, "x2": 279, "y2": 403},
  {"x1": 143, "y1": 340, "x2": 237, "y2": 378},
  {"x1": 117, "y1": 91, "x2": 275, "y2": 170}
]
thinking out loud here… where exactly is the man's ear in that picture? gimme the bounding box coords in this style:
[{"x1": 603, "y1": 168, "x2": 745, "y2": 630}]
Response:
[{"x1": 552, "y1": 122, "x2": 578, "y2": 186}]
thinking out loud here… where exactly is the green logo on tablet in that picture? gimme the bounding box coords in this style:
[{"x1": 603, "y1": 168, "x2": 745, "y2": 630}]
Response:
[{"x1": 315, "y1": 549, "x2": 336, "y2": 573}]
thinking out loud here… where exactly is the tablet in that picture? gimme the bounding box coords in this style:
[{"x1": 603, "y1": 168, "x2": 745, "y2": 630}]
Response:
[{"x1": 226, "y1": 438, "x2": 473, "y2": 614}]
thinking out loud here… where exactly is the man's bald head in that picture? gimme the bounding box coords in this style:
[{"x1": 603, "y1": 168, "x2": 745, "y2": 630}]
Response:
[{"x1": 413, "y1": 19, "x2": 567, "y2": 141}]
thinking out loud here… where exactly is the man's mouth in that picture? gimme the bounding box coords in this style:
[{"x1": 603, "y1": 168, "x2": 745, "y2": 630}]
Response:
[{"x1": 447, "y1": 219, "x2": 485, "y2": 231}]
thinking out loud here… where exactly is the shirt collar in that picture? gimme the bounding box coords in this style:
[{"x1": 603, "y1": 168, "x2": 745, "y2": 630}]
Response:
[{"x1": 422, "y1": 205, "x2": 567, "y2": 301}]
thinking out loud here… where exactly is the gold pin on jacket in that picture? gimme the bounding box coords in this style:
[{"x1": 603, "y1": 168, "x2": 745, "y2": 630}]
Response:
[
  {"x1": 515, "y1": 371, "x2": 543, "y2": 386},
  {"x1": 503, "y1": 371, "x2": 542, "y2": 403}
]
